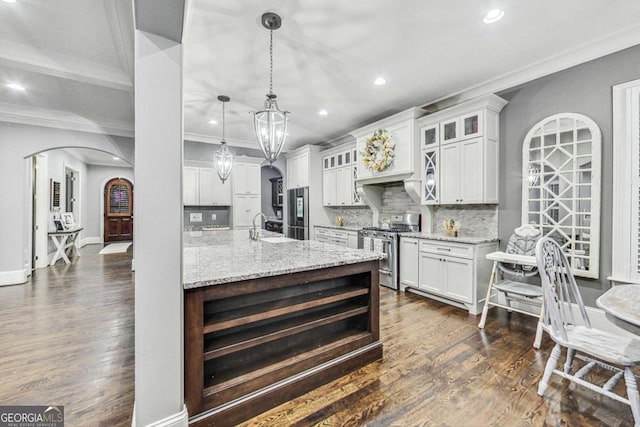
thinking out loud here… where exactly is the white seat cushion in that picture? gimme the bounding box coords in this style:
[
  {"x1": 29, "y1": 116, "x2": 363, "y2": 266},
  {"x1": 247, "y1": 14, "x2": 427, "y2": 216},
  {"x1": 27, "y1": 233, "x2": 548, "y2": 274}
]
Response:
[{"x1": 556, "y1": 325, "x2": 640, "y2": 366}]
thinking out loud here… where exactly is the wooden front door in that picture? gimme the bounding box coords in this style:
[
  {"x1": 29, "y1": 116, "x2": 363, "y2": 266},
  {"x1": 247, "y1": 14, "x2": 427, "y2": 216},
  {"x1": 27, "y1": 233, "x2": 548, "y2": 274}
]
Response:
[{"x1": 104, "y1": 178, "x2": 133, "y2": 242}]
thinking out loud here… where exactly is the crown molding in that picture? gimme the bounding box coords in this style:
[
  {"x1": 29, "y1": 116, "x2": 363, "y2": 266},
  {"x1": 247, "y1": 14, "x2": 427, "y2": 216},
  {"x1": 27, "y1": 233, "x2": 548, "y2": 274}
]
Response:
[
  {"x1": 0, "y1": 102, "x2": 134, "y2": 137},
  {"x1": 183, "y1": 132, "x2": 263, "y2": 150},
  {"x1": 0, "y1": 40, "x2": 132, "y2": 91},
  {"x1": 421, "y1": 23, "x2": 640, "y2": 110}
]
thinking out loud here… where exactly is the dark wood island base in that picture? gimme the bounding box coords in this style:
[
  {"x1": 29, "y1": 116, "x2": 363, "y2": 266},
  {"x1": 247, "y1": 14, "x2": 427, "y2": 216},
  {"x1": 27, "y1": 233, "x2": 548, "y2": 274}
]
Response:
[{"x1": 185, "y1": 260, "x2": 382, "y2": 426}]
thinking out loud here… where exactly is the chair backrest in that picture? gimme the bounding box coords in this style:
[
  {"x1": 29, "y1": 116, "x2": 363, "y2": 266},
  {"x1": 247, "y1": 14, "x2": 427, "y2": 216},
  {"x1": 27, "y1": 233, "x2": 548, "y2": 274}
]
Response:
[
  {"x1": 535, "y1": 237, "x2": 591, "y2": 343},
  {"x1": 499, "y1": 225, "x2": 541, "y2": 277}
]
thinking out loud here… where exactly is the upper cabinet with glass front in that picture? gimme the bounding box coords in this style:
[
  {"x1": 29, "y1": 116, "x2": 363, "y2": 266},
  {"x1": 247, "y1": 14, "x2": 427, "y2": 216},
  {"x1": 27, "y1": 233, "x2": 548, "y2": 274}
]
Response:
[
  {"x1": 522, "y1": 113, "x2": 601, "y2": 278},
  {"x1": 417, "y1": 94, "x2": 508, "y2": 205}
]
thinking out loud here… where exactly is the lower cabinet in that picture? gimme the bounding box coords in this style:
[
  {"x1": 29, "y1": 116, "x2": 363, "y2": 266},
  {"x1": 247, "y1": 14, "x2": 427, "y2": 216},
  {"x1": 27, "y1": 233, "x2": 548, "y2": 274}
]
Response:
[
  {"x1": 314, "y1": 227, "x2": 358, "y2": 249},
  {"x1": 399, "y1": 237, "x2": 419, "y2": 289},
  {"x1": 404, "y1": 238, "x2": 497, "y2": 314}
]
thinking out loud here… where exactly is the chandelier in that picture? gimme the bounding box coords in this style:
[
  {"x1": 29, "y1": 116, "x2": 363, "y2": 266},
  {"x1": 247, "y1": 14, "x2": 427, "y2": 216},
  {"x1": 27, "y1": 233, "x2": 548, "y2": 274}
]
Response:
[
  {"x1": 213, "y1": 95, "x2": 233, "y2": 183},
  {"x1": 252, "y1": 12, "x2": 289, "y2": 165}
]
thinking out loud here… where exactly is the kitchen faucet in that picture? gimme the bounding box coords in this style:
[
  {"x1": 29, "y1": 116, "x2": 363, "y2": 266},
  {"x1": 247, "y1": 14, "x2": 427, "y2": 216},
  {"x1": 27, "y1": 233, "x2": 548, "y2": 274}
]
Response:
[{"x1": 250, "y1": 212, "x2": 267, "y2": 240}]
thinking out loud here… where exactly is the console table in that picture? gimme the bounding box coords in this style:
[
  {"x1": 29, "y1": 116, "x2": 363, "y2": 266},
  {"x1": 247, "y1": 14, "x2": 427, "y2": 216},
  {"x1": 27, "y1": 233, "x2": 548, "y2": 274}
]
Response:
[{"x1": 48, "y1": 227, "x2": 83, "y2": 266}]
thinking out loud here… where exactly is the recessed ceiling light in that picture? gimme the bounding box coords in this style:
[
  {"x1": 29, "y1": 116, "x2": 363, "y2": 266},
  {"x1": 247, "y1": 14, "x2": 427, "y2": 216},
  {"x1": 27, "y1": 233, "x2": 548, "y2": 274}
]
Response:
[
  {"x1": 483, "y1": 9, "x2": 504, "y2": 24},
  {"x1": 318, "y1": 110, "x2": 328, "y2": 116},
  {"x1": 374, "y1": 77, "x2": 386, "y2": 86},
  {"x1": 112, "y1": 156, "x2": 120, "y2": 161},
  {"x1": 208, "y1": 119, "x2": 218, "y2": 125},
  {"x1": 6, "y1": 82, "x2": 25, "y2": 91}
]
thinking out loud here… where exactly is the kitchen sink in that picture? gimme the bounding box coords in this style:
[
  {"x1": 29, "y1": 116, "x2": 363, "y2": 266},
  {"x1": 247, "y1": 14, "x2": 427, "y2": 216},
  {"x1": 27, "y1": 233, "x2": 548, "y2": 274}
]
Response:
[{"x1": 261, "y1": 236, "x2": 297, "y2": 244}]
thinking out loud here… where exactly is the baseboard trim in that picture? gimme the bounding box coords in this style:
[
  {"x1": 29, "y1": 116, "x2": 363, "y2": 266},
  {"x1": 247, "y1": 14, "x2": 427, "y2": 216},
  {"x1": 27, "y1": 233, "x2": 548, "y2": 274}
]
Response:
[
  {"x1": 81, "y1": 237, "x2": 102, "y2": 247},
  {"x1": 132, "y1": 404, "x2": 188, "y2": 427},
  {"x1": 0, "y1": 269, "x2": 28, "y2": 286}
]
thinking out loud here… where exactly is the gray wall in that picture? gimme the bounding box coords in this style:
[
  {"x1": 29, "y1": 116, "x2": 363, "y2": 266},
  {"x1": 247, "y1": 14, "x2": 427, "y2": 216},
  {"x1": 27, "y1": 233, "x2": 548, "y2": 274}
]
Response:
[{"x1": 497, "y1": 43, "x2": 640, "y2": 305}]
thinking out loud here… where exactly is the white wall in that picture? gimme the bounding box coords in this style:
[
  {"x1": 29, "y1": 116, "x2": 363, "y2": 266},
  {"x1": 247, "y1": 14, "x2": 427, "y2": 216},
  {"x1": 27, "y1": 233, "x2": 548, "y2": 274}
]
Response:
[
  {"x1": 0, "y1": 121, "x2": 133, "y2": 285},
  {"x1": 44, "y1": 150, "x2": 88, "y2": 254}
]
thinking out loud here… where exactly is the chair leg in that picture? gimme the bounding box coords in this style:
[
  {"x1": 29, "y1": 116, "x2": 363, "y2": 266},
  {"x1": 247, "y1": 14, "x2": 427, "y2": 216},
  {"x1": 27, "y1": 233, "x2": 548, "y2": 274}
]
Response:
[
  {"x1": 563, "y1": 348, "x2": 575, "y2": 374},
  {"x1": 538, "y1": 343, "x2": 561, "y2": 396},
  {"x1": 625, "y1": 367, "x2": 640, "y2": 427},
  {"x1": 478, "y1": 261, "x2": 498, "y2": 329},
  {"x1": 533, "y1": 320, "x2": 543, "y2": 349}
]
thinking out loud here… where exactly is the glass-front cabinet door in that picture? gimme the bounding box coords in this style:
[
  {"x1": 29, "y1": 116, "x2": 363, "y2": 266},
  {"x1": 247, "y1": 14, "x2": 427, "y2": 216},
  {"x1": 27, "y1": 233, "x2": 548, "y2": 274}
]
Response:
[
  {"x1": 421, "y1": 124, "x2": 439, "y2": 148},
  {"x1": 422, "y1": 148, "x2": 439, "y2": 205},
  {"x1": 440, "y1": 117, "x2": 459, "y2": 144},
  {"x1": 461, "y1": 110, "x2": 483, "y2": 139}
]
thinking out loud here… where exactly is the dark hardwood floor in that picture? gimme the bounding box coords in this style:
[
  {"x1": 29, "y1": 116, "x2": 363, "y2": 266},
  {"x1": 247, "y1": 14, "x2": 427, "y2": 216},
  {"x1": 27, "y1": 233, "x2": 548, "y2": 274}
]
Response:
[
  {"x1": 0, "y1": 248, "x2": 635, "y2": 426},
  {"x1": 0, "y1": 245, "x2": 134, "y2": 427}
]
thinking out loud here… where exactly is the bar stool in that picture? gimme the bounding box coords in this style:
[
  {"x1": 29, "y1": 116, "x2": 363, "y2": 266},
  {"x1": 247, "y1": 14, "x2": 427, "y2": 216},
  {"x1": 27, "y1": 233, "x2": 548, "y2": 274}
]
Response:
[{"x1": 478, "y1": 225, "x2": 544, "y2": 348}]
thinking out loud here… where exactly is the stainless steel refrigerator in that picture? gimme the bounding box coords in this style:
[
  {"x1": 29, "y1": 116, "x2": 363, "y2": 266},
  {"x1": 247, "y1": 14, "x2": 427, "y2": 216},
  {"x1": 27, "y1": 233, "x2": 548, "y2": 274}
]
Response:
[{"x1": 287, "y1": 187, "x2": 309, "y2": 240}]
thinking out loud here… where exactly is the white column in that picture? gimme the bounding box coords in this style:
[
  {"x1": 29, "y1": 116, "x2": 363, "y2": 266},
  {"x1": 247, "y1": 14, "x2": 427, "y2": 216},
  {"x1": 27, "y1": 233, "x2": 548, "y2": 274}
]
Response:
[{"x1": 134, "y1": 30, "x2": 187, "y2": 426}]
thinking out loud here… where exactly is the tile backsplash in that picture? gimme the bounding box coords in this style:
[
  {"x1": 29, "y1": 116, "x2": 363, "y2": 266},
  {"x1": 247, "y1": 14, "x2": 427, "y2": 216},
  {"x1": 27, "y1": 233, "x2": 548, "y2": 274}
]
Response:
[
  {"x1": 326, "y1": 206, "x2": 372, "y2": 227},
  {"x1": 433, "y1": 204, "x2": 498, "y2": 238},
  {"x1": 381, "y1": 182, "x2": 420, "y2": 214},
  {"x1": 184, "y1": 206, "x2": 230, "y2": 231}
]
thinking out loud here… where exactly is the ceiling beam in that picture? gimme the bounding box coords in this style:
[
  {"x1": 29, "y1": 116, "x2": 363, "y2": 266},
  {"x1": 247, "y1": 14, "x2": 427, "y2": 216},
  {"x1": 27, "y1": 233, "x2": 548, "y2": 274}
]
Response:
[{"x1": 0, "y1": 40, "x2": 132, "y2": 91}]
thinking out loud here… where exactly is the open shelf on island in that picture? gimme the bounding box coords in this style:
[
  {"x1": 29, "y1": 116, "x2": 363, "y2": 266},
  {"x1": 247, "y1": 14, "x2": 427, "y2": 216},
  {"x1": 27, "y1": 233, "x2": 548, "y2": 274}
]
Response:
[{"x1": 185, "y1": 260, "x2": 382, "y2": 426}]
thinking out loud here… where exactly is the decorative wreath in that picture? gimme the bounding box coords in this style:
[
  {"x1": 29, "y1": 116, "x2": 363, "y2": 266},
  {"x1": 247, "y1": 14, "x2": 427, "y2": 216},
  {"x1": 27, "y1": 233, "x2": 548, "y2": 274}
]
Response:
[{"x1": 361, "y1": 128, "x2": 395, "y2": 172}]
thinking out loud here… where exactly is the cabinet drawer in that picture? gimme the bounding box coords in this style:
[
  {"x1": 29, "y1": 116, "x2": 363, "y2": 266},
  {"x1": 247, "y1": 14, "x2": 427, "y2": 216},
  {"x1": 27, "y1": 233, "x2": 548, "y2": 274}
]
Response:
[
  {"x1": 330, "y1": 238, "x2": 348, "y2": 247},
  {"x1": 315, "y1": 228, "x2": 331, "y2": 237},
  {"x1": 331, "y1": 230, "x2": 349, "y2": 239},
  {"x1": 419, "y1": 240, "x2": 474, "y2": 259}
]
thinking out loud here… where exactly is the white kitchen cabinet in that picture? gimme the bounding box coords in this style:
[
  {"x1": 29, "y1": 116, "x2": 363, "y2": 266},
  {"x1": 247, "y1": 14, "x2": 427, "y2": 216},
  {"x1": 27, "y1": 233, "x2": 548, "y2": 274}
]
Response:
[
  {"x1": 417, "y1": 95, "x2": 506, "y2": 206},
  {"x1": 233, "y1": 162, "x2": 261, "y2": 195},
  {"x1": 322, "y1": 168, "x2": 337, "y2": 206},
  {"x1": 399, "y1": 237, "x2": 419, "y2": 289},
  {"x1": 407, "y1": 238, "x2": 497, "y2": 315},
  {"x1": 421, "y1": 147, "x2": 439, "y2": 205},
  {"x1": 336, "y1": 167, "x2": 352, "y2": 206},
  {"x1": 211, "y1": 170, "x2": 232, "y2": 205},
  {"x1": 184, "y1": 165, "x2": 232, "y2": 206},
  {"x1": 233, "y1": 194, "x2": 261, "y2": 229},
  {"x1": 440, "y1": 138, "x2": 484, "y2": 204},
  {"x1": 314, "y1": 226, "x2": 358, "y2": 249},
  {"x1": 286, "y1": 151, "x2": 309, "y2": 189},
  {"x1": 321, "y1": 144, "x2": 361, "y2": 206},
  {"x1": 184, "y1": 166, "x2": 199, "y2": 205}
]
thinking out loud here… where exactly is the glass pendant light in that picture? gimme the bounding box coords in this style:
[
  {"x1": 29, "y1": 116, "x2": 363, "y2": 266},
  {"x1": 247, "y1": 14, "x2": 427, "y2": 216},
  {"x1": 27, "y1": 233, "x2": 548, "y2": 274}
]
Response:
[
  {"x1": 214, "y1": 95, "x2": 233, "y2": 183},
  {"x1": 252, "y1": 12, "x2": 289, "y2": 165}
]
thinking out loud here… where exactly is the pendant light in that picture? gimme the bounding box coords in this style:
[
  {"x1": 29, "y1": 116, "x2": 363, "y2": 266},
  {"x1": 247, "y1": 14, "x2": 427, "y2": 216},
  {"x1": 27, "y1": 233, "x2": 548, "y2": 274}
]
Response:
[
  {"x1": 213, "y1": 95, "x2": 233, "y2": 183},
  {"x1": 252, "y1": 12, "x2": 289, "y2": 165}
]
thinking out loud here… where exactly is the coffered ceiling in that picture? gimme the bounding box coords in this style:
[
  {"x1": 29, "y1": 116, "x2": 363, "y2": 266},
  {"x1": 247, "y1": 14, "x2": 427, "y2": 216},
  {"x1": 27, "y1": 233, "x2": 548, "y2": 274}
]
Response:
[{"x1": 2, "y1": 0, "x2": 640, "y2": 151}]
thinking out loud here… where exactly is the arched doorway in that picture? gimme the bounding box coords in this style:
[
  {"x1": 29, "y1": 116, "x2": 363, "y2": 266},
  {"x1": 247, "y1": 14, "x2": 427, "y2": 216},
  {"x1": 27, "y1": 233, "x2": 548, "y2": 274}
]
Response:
[{"x1": 104, "y1": 178, "x2": 134, "y2": 242}]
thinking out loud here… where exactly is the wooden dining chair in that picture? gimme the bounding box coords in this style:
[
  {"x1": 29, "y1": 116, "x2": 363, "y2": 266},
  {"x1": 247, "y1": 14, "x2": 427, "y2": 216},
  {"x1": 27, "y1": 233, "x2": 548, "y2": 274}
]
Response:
[{"x1": 536, "y1": 237, "x2": 640, "y2": 426}]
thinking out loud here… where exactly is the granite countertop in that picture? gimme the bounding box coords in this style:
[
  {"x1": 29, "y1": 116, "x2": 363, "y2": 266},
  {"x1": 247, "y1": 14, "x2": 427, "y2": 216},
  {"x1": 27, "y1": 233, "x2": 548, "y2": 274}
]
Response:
[
  {"x1": 314, "y1": 224, "x2": 363, "y2": 232},
  {"x1": 402, "y1": 232, "x2": 499, "y2": 244},
  {"x1": 183, "y1": 229, "x2": 383, "y2": 289}
]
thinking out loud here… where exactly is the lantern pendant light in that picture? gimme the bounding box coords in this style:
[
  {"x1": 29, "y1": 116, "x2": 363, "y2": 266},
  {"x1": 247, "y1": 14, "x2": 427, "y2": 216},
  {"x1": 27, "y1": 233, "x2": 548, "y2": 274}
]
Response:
[
  {"x1": 253, "y1": 12, "x2": 289, "y2": 165},
  {"x1": 214, "y1": 95, "x2": 233, "y2": 183}
]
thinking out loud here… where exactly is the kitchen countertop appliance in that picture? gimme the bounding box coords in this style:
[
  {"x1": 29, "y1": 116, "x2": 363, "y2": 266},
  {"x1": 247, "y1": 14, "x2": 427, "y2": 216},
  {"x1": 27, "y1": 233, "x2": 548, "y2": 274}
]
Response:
[{"x1": 359, "y1": 213, "x2": 420, "y2": 290}]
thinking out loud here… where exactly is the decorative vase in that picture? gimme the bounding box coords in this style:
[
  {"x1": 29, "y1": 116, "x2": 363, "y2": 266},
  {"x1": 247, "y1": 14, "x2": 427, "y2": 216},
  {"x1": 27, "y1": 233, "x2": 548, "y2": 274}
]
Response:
[{"x1": 445, "y1": 230, "x2": 458, "y2": 238}]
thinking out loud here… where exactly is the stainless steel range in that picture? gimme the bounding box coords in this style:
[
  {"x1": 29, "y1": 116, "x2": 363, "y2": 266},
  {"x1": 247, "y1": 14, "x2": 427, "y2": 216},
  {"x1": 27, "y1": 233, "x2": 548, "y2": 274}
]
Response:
[{"x1": 358, "y1": 213, "x2": 420, "y2": 290}]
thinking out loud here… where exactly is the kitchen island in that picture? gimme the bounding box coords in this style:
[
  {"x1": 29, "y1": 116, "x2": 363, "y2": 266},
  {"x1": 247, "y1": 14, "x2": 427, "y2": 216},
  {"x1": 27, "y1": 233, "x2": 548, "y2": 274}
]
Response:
[{"x1": 183, "y1": 230, "x2": 384, "y2": 426}]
